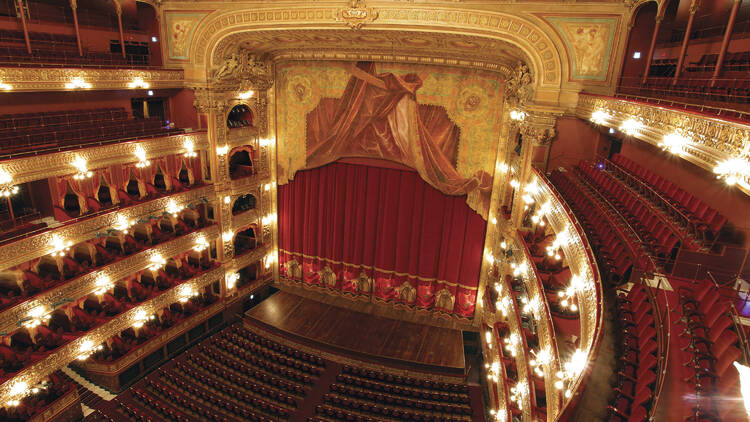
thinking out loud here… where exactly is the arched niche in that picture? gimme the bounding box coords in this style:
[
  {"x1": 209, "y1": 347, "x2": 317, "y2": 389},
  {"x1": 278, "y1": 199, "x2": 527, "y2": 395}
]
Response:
[
  {"x1": 228, "y1": 146, "x2": 255, "y2": 180},
  {"x1": 232, "y1": 193, "x2": 256, "y2": 215},
  {"x1": 233, "y1": 225, "x2": 257, "y2": 256},
  {"x1": 227, "y1": 104, "x2": 253, "y2": 129}
]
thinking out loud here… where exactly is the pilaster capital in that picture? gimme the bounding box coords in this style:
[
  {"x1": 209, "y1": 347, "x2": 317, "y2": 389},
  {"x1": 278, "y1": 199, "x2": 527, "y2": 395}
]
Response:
[
  {"x1": 689, "y1": 0, "x2": 701, "y2": 15},
  {"x1": 191, "y1": 87, "x2": 229, "y2": 114},
  {"x1": 517, "y1": 112, "x2": 558, "y2": 146},
  {"x1": 112, "y1": 0, "x2": 122, "y2": 16},
  {"x1": 69, "y1": 0, "x2": 77, "y2": 11}
]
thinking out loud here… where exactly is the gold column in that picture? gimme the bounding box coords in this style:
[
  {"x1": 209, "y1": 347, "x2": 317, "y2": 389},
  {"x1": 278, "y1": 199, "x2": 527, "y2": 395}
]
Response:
[
  {"x1": 641, "y1": 14, "x2": 664, "y2": 85},
  {"x1": 69, "y1": 0, "x2": 83, "y2": 56},
  {"x1": 673, "y1": 0, "x2": 701, "y2": 84},
  {"x1": 712, "y1": 0, "x2": 742, "y2": 83},
  {"x1": 16, "y1": 0, "x2": 31, "y2": 54}
]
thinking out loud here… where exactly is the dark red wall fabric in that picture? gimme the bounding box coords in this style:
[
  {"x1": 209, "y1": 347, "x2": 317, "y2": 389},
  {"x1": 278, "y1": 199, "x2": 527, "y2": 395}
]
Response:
[{"x1": 278, "y1": 161, "x2": 486, "y2": 317}]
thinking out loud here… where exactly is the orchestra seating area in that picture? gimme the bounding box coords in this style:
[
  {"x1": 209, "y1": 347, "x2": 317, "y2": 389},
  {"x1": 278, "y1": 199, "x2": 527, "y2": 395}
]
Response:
[
  {"x1": 82, "y1": 323, "x2": 479, "y2": 422},
  {"x1": 0, "y1": 29, "x2": 150, "y2": 67},
  {"x1": 0, "y1": 108, "x2": 181, "y2": 156}
]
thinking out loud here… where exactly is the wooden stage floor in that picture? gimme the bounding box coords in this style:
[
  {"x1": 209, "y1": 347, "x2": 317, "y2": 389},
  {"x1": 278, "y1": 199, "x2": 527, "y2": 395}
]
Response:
[{"x1": 245, "y1": 291, "x2": 466, "y2": 371}]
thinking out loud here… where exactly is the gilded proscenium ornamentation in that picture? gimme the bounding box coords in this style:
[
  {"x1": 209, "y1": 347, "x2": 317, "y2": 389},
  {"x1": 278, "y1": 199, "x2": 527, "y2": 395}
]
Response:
[
  {"x1": 577, "y1": 94, "x2": 750, "y2": 195},
  {"x1": 504, "y1": 61, "x2": 534, "y2": 109},
  {"x1": 0, "y1": 132, "x2": 208, "y2": 185},
  {"x1": 336, "y1": 0, "x2": 378, "y2": 29},
  {"x1": 212, "y1": 48, "x2": 273, "y2": 91},
  {"x1": 0, "y1": 266, "x2": 225, "y2": 404},
  {"x1": 0, "y1": 67, "x2": 184, "y2": 92},
  {"x1": 0, "y1": 226, "x2": 219, "y2": 335},
  {"x1": 0, "y1": 185, "x2": 215, "y2": 273}
]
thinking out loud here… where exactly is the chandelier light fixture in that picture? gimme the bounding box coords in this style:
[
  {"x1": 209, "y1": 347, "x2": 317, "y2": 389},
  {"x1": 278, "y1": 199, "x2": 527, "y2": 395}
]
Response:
[
  {"x1": 0, "y1": 81, "x2": 12, "y2": 91},
  {"x1": 93, "y1": 275, "x2": 114, "y2": 296},
  {"x1": 184, "y1": 139, "x2": 197, "y2": 158},
  {"x1": 72, "y1": 156, "x2": 93, "y2": 180},
  {"x1": 148, "y1": 254, "x2": 166, "y2": 271},
  {"x1": 127, "y1": 77, "x2": 150, "y2": 89},
  {"x1": 659, "y1": 131, "x2": 691, "y2": 156},
  {"x1": 590, "y1": 110, "x2": 610, "y2": 125},
  {"x1": 619, "y1": 118, "x2": 642, "y2": 136},
  {"x1": 166, "y1": 199, "x2": 184, "y2": 217},
  {"x1": 0, "y1": 170, "x2": 19, "y2": 198},
  {"x1": 134, "y1": 145, "x2": 151, "y2": 168},
  {"x1": 76, "y1": 339, "x2": 103, "y2": 360},
  {"x1": 714, "y1": 156, "x2": 750, "y2": 187},
  {"x1": 226, "y1": 273, "x2": 239, "y2": 290},
  {"x1": 193, "y1": 235, "x2": 210, "y2": 252},
  {"x1": 65, "y1": 77, "x2": 91, "y2": 90},
  {"x1": 50, "y1": 234, "x2": 72, "y2": 258},
  {"x1": 509, "y1": 109, "x2": 527, "y2": 121}
]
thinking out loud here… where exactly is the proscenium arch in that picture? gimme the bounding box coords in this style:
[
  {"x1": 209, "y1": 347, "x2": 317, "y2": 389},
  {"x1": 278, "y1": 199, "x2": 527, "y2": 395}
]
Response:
[{"x1": 188, "y1": 6, "x2": 568, "y2": 97}]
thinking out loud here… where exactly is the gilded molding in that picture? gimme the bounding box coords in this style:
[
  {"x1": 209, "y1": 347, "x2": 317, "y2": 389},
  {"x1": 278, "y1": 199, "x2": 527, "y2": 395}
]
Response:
[
  {"x1": 190, "y1": 7, "x2": 564, "y2": 87},
  {"x1": 0, "y1": 265, "x2": 225, "y2": 404},
  {"x1": 0, "y1": 185, "x2": 215, "y2": 272},
  {"x1": 0, "y1": 67, "x2": 184, "y2": 92},
  {"x1": 79, "y1": 301, "x2": 224, "y2": 374},
  {"x1": 231, "y1": 208, "x2": 260, "y2": 233},
  {"x1": 0, "y1": 226, "x2": 219, "y2": 334},
  {"x1": 577, "y1": 94, "x2": 750, "y2": 195},
  {"x1": 229, "y1": 172, "x2": 272, "y2": 197},
  {"x1": 0, "y1": 132, "x2": 208, "y2": 185},
  {"x1": 230, "y1": 244, "x2": 269, "y2": 272}
]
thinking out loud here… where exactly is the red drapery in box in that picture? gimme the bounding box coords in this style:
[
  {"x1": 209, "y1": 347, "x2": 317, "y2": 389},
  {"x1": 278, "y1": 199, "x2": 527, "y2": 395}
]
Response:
[{"x1": 278, "y1": 160, "x2": 485, "y2": 317}]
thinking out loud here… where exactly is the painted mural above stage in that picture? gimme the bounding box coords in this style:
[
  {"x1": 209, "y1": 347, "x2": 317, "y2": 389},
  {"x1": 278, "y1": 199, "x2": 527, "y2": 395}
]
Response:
[
  {"x1": 277, "y1": 61, "x2": 504, "y2": 218},
  {"x1": 544, "y1": 16, "x2": 619, "y2": 82},
  {"x1": 165, "y1": 11, "x2": 210, "y2": 61}
]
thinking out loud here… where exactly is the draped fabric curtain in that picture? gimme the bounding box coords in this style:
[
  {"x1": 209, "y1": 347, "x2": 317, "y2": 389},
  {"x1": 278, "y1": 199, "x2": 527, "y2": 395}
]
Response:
[
  {"x1": 278, "y1": 161, "x2": 485, "y2": 317},
  {"x1": 298, "y1": 62, "x2": 492, "y2": 218}
]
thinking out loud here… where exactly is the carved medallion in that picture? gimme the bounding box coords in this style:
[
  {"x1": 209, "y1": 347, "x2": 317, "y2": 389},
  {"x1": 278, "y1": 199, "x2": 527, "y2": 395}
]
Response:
[{"x1": 336, "y1": 0, "x2": 378, "y2": 30}]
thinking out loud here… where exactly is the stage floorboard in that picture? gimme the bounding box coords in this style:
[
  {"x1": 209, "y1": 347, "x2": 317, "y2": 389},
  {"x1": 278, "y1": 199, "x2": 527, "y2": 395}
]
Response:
[{"x1": 245, "y1": 291, "x2": 465, "y2": 371}]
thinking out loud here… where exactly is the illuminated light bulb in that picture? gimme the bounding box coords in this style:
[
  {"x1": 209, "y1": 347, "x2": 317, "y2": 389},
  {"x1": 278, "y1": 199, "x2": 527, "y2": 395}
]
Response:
[
  {"x1": 222, "y1": 230, "x2": 234, "y2": 242},
  {"x1": 224, "y1": 196, "x2": 231, "y2": 204},
  {"x1": 619, "y1": 118, "x2": 642, "y2": 136},
  {"x1": 0, "y1": 169, "x2": 19, "y2": 197},
  {"x1": 226, "y1": 273, "x2": 239, "y2": 290},
  {"x1": 132, "y1": 309, "x2": 149, "y2": 328},
  {"x1": 497, "y1": 162, "x2": 509, "y2": 173},
  {"x1": 94, "y1": 275, "x2": 113, "y2": 295},
  {"x1": 148, "y1": 254, "x2": 166, "y2": 271},
  {"x1": 733, "y1": 362, "x2": 750, "y2": 417},
  {"x1": 134, "y1": 145, "x2": 150, "y2": 168},
  {"x1": 509, "y1": 179, "x2": 520, "y2": 189},
  {"x1": 498, "y1": 296, "x2": 511, "y2": 317},
  {"x1": 264, "y1": 183, "x2": 271, "y2": 191},
  {"x1": 9, "y1": 381, "x2": 28, "y2": 398},
  {"x1": 72, "y1": 156, "x2": 93, "y2": 180},
  {"x1": 522, "y1": 194, "x2": 534, "y2": 204},
  {"x1": 193, "y1": 235, "x2": 209, "y2": 252},
  {"x1": 113, "y1": 214, "x2": 134, "y2": 234},
  {"x1": 714, "y1": 157, "x2": 750, "y2": 188},
  {"x1": 178, "y1": 285, "x2": 197, "y2": 303},
  {"x1": 660, "y1": 132, "x2": 691, "y2": 156},
  {"x1": 485, "y1": 252, "x2": 495, "y2": 265},
  {"x1": 491, "y1": 217, "x2": 497, "y2": 225},
  {"x1": 183, "y1": 139, "x2": 197, "y2": 158},
  {"x1": 50, "y1": 234, "x2": 72, "y2": 257},
  {"x1": 127, "y1": 77, "x2": 150, "y2": 89},
  {"x1": 165, "y1": 199, "x2": 184, "y2": 217},
  {"x1": 564, "y1": 349, "x2": 588, "y2": 377},
  {"x1": 590, "y1": 110, "x2": 610, "y2": 125},
  {"x1": 238, "y1": 90, "x2": 254, "y2": 100},
  {"x1": 485, "y1": 331, "x2": 492, "y2": 344},
  {"x1": 65, "y1": 77, "x2": 91, "y2": 89},
  {"x1": 554, "y1": 380, "x2": 564, "y2": 390},
  {"x1": 500, "y1": 241, "x2": 507, "y2": 250},
  {"x1": 0, "y1": 81, "x2": 12, "y2": 91},
  {"x1": 509, "y1": 109, "x2": 527, "y2": 121},
  {"x1": 216, "y1": 145, "x2": 229, "y2": 155}
]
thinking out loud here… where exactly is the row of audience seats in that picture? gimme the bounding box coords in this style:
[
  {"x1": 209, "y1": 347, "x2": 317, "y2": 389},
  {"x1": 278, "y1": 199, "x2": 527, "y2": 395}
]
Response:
[
  {"x1": 676, "y1": 282, "x2": 745, "y2": 421},
  {"x1": 607, "y1": 284, "x2": 660, "y2": 421},
  {"x1": 687, "y1": 52, "x2": 750, "y2": 73},
  {"x1": 0, "y1": 28, "x2": 150, "y2": 67},
  {"x1": 610, "y1": 154, "x2": 727, "y2": 243},
  {"x1": 577, "y1": 161, "x2": 689, "y2": 255},
  {"x1": 622, "y1": 77, "x2": 750, "y2": 106},
  {"x1": 0, "y1": 108, "x2": 180, "y2": 156},
  {"x1": 549, "y1": 170, "x2": 651, "y2": 284},
  {"x1": 0, "y1": 371, "x2": 74, "y2": 422}
]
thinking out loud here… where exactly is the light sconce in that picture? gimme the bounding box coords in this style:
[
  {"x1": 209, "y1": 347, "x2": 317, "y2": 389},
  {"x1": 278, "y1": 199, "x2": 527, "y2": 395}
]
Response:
[
  {"x1": 0, "y1": 81, "x2": 12, "y2": 91},
  {"x1": 132, "y1": 308, "x2": 154, "y2": 328},
  {"x1": 226, "y1": 273, "x2": 239, "y2": 290},
  {"x1": 619, "y1": 118, "x2": 642, "y2": 136},
  {"x1": 262, "y1": 212, "x2": 277, "y2": 226},
  {"x1": 555, "y1": 348, "x2": 588, "y2": 398},
  {"x1": 193, "y1": 236, "x2": 209, "y2": 252},
  {"x1": 590, "y1": 110, "x2": 610, "y2": 125},
  {"x1": 93, "y1": 275, "x2": 113, "y2": 296},
  {"x1": 529, "y1": 347, "x2": 552, "y2": 378},
  {"x1": 76, "y1": 339, "x2": 103, "y2": 360},
  {"x1": 23, "y1": 306, "x2": 51, "y2": 329},
  {"x1": 238, "y1": 90, "x2": 254, "y2": 100},
  {"x1": 511, "y1": 261, "x2": 528, "y2": 278},
  {"x1": 50, "y1": 234, "x2": 72, "y2": 258},
  {"x1": 7, "y1": 381, "x2": 29, "y2": 406},
  {"x1": 485, "y1": 251, "x2": 495, "y2": 265},
  {"x1": 72, "y1": 156, "x2": 93, "y2": 180},
  {"x1": 490, "y1": 217, "x2": 497, "y2": 225},
  {"x1": 486, "y1": 361, "x2": 500, "y2": 382},
  {"x1": 509, "y1": 109, "x2": 527, "y2": 121},
  {"x1": 224, "y1": 195, "x2": 231, "y2": 204},
  {"x1": 259, "y1": 138, "x2": 273, "y2": 148},
  {"x1": 660, "y1": 131, "x2": 691, "y2": 156},
  {"x1": 127, "y1": 77, "x2": 150, "y2": 89},
  {"x1": 113, "y1": 214, "x2": 134, "y2": 234},
  {"x1": 184, "y1": 139, "x2": 197, "y2": 158},
  {"x1": 714, "y1": 157, "x2": 750, "y2": 187},
  {"x1": 497, "y1": 296, "x2": 511, "y2": 318},
  {"x1": 264, "y1": 251, "x2": 277, "y2": 269},
  {"x1": 521, "y1": 295, "x2": 541, "y2": 319},
  {"x1": 500, "y1": 240, "x2": 507, "y2": 250},
  {"x1": 509, "y1": 381, "x2": 528, "y2": 409},
  {"x1": 166, "y1": 199, "x2": 184, "y2": 217},
  {"x1": 216, "y1": 145, "x2": 229, "y2": 156},
  {"x1": 504, "y1": 332, "x2": 521, "y2": 357},
  {"x1": 489, "y1": 408, "x2": 507, "y2": 422},
  {"x1": 497, "y1": 162, "x2": 509, "y2": 174},
  {"x1": 65, "y1": 77, "x2": 91, "y2": 90},
  {"x1": 510, "y1": 179, "x2": 520, "y2": 189},
  {"x1": 134, "y1": 146, "x2": 151, "y2": 168},
  {"x1": 222, "y1": 230, "x2": 234, "y2": 242},
  {"x1": 148, "y1": 254, "x2": 166, "y2": 271},
  {"x1": 0, "y1": 169, "x2": 19, "y2": 197},
  {"x1": 264, "y1": 183, "x2": 272, "y2": 192},
  {"x1": 178, "y1": 285, "x2": 198, "y2": 303}
]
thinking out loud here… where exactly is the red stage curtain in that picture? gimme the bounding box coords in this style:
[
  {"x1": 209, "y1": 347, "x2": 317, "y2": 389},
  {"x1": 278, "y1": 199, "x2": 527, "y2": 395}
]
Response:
[
  {"x1": 297, "y1": 62, "x2": 492, "y2": 218},
  {"x1": 279, "y1": 160, "x2": 485, "y2": 317}
]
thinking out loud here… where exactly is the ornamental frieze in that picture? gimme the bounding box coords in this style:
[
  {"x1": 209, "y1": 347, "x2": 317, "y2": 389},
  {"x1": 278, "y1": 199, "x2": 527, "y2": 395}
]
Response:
[
  {"x1": 0, "y1": 185, "x2": 215, "y2": 272},
  {"x1": 0, "y1": 226, "x2": 219, "y2": 334},
  {"x1": 0, "y1": 132, "x2": 208, "y2": 185},
  {"x1": 230, "y1": 244, "x2": 270, "y2": 273},
  {"x1": 0, "y1": 67, "x2": 184, "y2": 92},
  {"x1": 0, "y1": 265, "x2": 225, "y2": 404}
]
